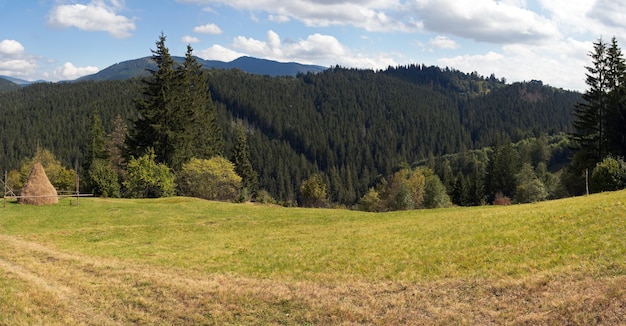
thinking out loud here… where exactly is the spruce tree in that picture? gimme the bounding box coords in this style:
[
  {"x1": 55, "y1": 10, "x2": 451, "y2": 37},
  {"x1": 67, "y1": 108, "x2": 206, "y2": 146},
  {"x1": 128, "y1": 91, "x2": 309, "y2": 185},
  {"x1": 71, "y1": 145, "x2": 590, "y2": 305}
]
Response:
[
  {"x1": 572, "y1": 36, "x2": 626, "y2": 180},
  {"x1": 107, "y1": 114, "x2": 128, "y2": 176},
  {"x1": 83, "y1": 109, "x2": 115, "y2": 194},
  {"x1": 572, "y1": 38, "x2": 609, "y2": 169},
  {"x1": 233, "y1": 121, "x2": 258, "y2": 194},
  {"x1": 605, "y1": 37, "x2": 626, "y2": 158},
  {"x1": 126, "y1": 33, "x2": 179, "y2": 168},
  {"x1": 83, "y1": 109, "x2": 109, "y2": 172},
  {"x1": 126, "y1": 35, "x2": 223, "y2": 171},
  {"x1": 177, "y1": 44, "x2": 222, "y2": 159},
  {"x1": 486, "y1": 140, "x2": 519, "y2": 200}
]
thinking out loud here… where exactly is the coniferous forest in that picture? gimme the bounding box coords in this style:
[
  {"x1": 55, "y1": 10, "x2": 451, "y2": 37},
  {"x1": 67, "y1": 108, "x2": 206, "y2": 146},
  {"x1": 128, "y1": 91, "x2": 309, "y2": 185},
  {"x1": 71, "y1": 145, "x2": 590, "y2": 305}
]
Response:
[{"x1": 4, "y1": 35, "x2": 625, "y2": 209}]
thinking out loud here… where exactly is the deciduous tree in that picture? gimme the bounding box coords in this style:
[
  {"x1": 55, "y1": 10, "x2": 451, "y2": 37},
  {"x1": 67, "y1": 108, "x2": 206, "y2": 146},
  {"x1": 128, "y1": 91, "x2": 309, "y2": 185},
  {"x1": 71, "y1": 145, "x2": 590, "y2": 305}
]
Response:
[
  {"x1": 177, "y1": 156, "x2": 242, "y2": 201},
  {"x1": 300, "y1": 173, "x2": 327, "y2": 207},
  {"x1": 123, "y1": 149, "x2": 175, "y2": 198}
]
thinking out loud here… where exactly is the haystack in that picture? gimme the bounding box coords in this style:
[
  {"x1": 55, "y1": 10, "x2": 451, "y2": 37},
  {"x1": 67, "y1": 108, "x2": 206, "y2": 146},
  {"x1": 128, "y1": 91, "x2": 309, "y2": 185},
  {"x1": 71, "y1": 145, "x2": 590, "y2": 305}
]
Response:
[{"x1": 18, "y1": 163, "x2": 58, "y2": 205}]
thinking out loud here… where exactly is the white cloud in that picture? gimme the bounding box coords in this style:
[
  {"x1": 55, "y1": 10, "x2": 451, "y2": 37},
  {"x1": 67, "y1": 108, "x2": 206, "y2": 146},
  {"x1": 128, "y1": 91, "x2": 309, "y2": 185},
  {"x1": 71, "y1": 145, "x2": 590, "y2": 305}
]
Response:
[
  {"x1": 587, "y1": 0, "x2": 626, "y2": 29},
  {"x1": 411, "y1": 0, "x2": 560, "y2": 44},
  {"x1": 0, "y1": 39, "x2": 38, "y2": 79},
  {"x1": 177, "y1": 0, "x2": 419, "y2": 32},
  {"x1": 197, "y1": 44, "x2": 245, "y2": 62},
  {"x1": 53, "y1": 62, "x2": 99, "y2": 80},
  {"x1": 47, "y1": 1, "x2": 136, "y2": 38},
  {"x1": 0, "y1": 39, "x2": 25, "y2": 56},
  {"x1": 438, "y1": 38, "x2": 591, "y2": 91},
  {"x1": 429, "y1": 36, "x2": 459, "y2": 50},
  {"x1": 226, "y1": 29, "x2": 396, "y2": 69},
  {"x1": 193, "y1": 23, "x2": 223, "y2": 34},
  {"x1": 269, "y1": 14, "x2": 290, "y2": 23},
  {"x1": 0, "y1": 59, "x2": 38, "y2": 77},
  {"x1": 182, "y1": 35, "x2": 201, "y2": 43}
]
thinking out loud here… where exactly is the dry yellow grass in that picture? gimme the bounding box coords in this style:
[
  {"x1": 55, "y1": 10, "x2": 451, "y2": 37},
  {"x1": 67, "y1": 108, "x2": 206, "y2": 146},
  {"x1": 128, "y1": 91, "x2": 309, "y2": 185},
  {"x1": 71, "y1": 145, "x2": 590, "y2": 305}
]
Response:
[
  {"x1": 1, "y1": 232, "x2": 624, "y2": 325},
  {"x1": 0, "y1": 192, "x2": 625, "y2": 324}
]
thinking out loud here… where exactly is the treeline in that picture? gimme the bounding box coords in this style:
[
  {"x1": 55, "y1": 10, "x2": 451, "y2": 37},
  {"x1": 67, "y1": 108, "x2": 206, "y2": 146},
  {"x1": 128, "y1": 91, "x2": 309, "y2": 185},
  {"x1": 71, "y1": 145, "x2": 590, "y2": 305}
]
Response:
[{"x1": 1, "y1": 44, "x2": 584, "y2": 207}]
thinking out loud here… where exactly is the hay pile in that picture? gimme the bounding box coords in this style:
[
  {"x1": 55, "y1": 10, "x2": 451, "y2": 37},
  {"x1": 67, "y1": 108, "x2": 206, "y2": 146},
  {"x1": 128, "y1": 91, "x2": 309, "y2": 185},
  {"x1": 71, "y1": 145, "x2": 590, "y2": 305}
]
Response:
[{"x1": 18, "y1": 163, "x2": 58, "y2": 205}]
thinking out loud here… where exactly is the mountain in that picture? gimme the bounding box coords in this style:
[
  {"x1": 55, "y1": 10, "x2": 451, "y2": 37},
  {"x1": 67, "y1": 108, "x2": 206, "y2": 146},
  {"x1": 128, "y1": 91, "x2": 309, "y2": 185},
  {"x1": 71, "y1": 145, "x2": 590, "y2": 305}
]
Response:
[
  {"x1": 77, "y1": 56, "x2": 327, "y2": 81},
  {"x1": 226, "y1": 56, "x2": 326, "y2": 76},
  {"x1": 0, "y1": 77, "x2": 21, "y2": 93},
  {"x1": 0, "y1": 75, "x2": 33, "y2": 86}
]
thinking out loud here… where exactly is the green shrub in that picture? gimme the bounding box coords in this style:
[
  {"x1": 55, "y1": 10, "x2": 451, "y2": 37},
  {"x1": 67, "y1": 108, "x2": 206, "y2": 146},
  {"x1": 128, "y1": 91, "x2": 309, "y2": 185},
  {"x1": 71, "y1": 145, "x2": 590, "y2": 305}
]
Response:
[
  {"x1": 358, "y1": 188, "x2": 382, "y2": 212},
  {"x1": 515, "y1": 163, "x2": 548, "y2": 203},
  {"x1": 422, "y1": 168, "x2": 452, "y2": 208},
  {"x1": 123, "y1": 150, "x2": 176, "y2": 198},
  {"x1": 591, "y1": 156, "x2": 626, "y2": 193},
  {"x1": 87, "y1": 159, "x2": 120, "y2": 198},
  {"x1": 300, "y1": 173, "x2": 327, "y2": 207},
  {"x1": 255, "y1": 189, "x2": 277, "y2": 205},
  {"x1": 177, "y1": 156, "x2": 242, "y2": 201},
  {"x1": 384, "y1": 168, "x2": 425, "y2": 210}
]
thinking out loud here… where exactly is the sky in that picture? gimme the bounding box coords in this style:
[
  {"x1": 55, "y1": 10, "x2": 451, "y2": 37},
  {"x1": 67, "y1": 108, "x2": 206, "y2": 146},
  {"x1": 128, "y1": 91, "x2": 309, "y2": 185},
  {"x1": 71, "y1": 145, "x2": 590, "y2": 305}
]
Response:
[{"x1": 2, "y1": 1, "x2": 626, "y2": 91}]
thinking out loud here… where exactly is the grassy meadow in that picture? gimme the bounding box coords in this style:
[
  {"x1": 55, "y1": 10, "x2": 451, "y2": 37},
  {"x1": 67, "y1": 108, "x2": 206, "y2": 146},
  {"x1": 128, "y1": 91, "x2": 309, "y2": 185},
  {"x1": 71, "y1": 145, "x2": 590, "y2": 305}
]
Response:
[{"x1": 0, "y1": 191, "x2": 625, "y2": 324}]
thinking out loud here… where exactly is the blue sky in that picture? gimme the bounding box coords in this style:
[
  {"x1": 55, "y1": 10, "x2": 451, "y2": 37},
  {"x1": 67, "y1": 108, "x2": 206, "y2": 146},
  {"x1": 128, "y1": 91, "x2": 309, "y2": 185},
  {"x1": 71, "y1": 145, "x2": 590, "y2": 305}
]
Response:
[{"x1": 1, "y1": 0, "x2": 625, "y2": 91}]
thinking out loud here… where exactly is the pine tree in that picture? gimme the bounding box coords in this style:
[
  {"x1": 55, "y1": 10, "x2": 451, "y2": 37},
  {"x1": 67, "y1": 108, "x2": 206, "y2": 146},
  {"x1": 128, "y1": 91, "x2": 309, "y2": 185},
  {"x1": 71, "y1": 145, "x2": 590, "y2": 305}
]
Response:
[
  {"x1": 177, "y1": 44, "x2": 222, "y2": 159},
  {"x1": 233, "y1": 121, "x2": 258, "y2": 194},
  {"x1": 605, "y1": 37, "x2": 626, "y2": 158},
  {"x1": 572, "y1": 38, "x2": 609, "y2": 169},
  {"x1": 107, "y1": 114, "x2": 128, "y2": 177},
  {"x1": 83, "y1": 109, "x2": 113, "y2": 193},
  {"x1": 571, "y1": 36, "x2": 626, "y2": 185},
  {"x1": 126, "y1": 36, "x2": 223, "y2": 171},
  {"x1": 126, "y1": 33, "x2": 179, "y2": 168},
  {"x1": 83, "y1": 109, "x2": 109, "y2": 172},
  {"x1": 486, "y1": 140, "x2": 519, "y2": 199}
]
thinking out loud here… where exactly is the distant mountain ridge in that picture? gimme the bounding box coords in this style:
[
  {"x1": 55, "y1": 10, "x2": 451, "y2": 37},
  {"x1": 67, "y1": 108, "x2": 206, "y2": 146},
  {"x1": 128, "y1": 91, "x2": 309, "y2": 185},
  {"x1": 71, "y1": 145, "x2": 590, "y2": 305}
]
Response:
[
  {"x1": 77, "y1": 56, "x2": 327, "y2": 81},
  {"x1": 0, "y1": 56, "x2": 327, "y2": 86},
  {"x1": 0, "y1": 75, "x2": 35, "y2": 86},
  {"x1": 0, "y1": 77, "x2": 22, "y2": 92}
]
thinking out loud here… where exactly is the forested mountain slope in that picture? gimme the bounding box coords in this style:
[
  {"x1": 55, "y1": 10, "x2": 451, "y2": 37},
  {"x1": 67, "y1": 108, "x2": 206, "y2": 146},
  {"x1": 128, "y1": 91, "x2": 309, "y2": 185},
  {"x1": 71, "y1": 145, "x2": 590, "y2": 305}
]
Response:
[
  {"x1": 0, "y1": 66, "x2": 580, "y2": 204},
  {"x1": 77, "y1": 56, "x2": 326, "y2": 82},
  {"x1": 0, "y1": 78, "x2": 21, "y2": 93}
]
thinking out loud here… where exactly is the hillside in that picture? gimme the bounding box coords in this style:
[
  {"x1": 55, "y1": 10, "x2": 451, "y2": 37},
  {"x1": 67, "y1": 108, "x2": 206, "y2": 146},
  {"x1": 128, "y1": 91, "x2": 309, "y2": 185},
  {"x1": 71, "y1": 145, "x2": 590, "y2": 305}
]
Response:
[
  {"x1": 0, "y1": 75, "x2": 32, "y2": 87},
  {"x1": 77, "y1": 55, "x2": 326, "y2": 81},
  {"x1": 0, "y1": 192, "x2": 624, "y2": 324},
  {"x1": 0, "y1": 77, "x2": 21, "y2": 93},
  {"x1": 0, "y1": 65, "x2": 580, "y2": 204}
]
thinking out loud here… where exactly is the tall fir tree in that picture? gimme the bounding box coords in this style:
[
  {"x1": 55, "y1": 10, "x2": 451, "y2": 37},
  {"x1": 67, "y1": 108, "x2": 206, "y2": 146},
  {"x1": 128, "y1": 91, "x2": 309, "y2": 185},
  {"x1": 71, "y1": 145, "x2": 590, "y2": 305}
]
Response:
[
  {"x1": 83, "y1": 110, "x2": 121, "y2": 197},
  {"x1": 177, "y1": 44, "x2": 222, "y2": 159},
  {"x1": 572, "y1": 38, "x2": 609, "y2": 169},
  {"x1": 126, "y1": 32, "x2": 179, "y2": 167},
  {"x1": 107, "y1": 114, "x2": 128, "y2": 177},
  {"x1": 125, "y1": 34, "x2": 222, "y2": 171},
  {"x1": 486, "y1": 139, "x2": 519, "y2": 200},
  {"x1": 233, "y1": 121, "x2": 258, "y2": 193},
  {"x1": 83, "y1": 109, "x2": 109, "y2": 172},
  {"x1": 572, "y1": 36, "x2": 626, "y2": 179},
  {"x1": 605, "y1": 37, "x2": 626, "y2": 158}
]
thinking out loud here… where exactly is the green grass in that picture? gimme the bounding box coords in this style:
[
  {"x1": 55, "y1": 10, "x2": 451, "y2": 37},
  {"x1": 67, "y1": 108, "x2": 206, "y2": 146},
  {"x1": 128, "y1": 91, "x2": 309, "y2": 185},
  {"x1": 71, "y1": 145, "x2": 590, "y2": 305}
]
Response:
[
  {"x1": 1, "y1": 191, "x2": 625, "y2": 324},
  {"x1": 2, "y1": 194, "x2": 625, "y2": 281}
]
